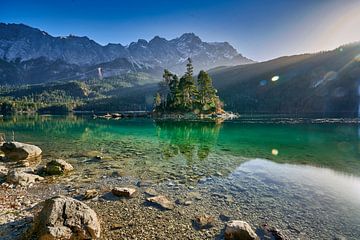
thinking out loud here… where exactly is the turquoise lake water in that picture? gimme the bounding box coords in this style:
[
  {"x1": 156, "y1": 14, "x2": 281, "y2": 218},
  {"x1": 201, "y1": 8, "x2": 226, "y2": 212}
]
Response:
[{"x1": 0, "y1": 115, "x2": 359, "y2": 239}]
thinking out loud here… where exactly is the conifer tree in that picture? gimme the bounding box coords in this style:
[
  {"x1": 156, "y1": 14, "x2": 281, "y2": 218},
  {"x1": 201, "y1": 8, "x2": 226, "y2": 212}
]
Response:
[
  {"x1": 180, "y1": 58, "x2": 198, "y2": 110},
  {"x1": 168, "y1": 74, "x2": 181, "y2": 109},
  {"x1": 197, "y1": 70, "x2": 217, "y2": 112},
  {"x1": 158, "y1": 69, "x2": 172, "y2": 109},
  {"x1": 154, "y1": 59, "x2": 223, "y2": 114}
]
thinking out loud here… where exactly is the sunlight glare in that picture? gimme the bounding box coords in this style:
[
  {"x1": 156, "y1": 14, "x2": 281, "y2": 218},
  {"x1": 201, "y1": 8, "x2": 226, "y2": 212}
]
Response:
[
  {"x1": 272, "y1": 149, "x2": 279, "y2": 156},
  {"x1": 271, "y1": 76, "x2": 280, "y2": 82}
]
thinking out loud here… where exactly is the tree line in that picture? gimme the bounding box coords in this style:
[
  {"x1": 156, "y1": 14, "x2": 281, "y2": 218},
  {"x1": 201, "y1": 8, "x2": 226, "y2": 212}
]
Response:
[{"x1": 154, "y1": 58, "x2": 223, "y2": 114}]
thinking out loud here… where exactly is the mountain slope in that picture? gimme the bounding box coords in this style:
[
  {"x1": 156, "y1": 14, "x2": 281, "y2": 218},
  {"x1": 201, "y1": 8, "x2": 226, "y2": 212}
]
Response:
[
  {"x1": 0, "y1": 23, "x2": 253, "y2": 84},
  {"x1": 209, "y1": 43, "x2": 360, "y2": 116}
]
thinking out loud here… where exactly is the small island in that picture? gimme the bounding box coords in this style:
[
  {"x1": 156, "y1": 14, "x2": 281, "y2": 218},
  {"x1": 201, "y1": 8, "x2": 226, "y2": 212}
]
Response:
[{"x1": 153, "y1": 58, "x2": 235, "y2": 120}]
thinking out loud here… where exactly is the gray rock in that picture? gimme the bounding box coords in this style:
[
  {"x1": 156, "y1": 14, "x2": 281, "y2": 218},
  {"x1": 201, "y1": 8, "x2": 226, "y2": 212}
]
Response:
[
  {"x1": 0, "y1": 142, "x2": 42, "y2": 161},
  {"x1": 112, "y1": 187, "x2": 137, "y2": 198},
  {"x1": 0, "y1": 164, "x2": 8, "y2": 178},
  {"x1": 224, "y1": 220, "x2": 259, "y2": 240},
  {"x1": 144, "y1": 188, "x2": 158, "y2": 196},
  {"x1": 146, "y1": 195, "x2": 174, "y2": 210},
  {"x1": 32, "y1": 195, "x2": 100, "y2": 239},
  {"x1": 6, "y1": 168, "x2": 44, "y2": 186},
  {"x1": 45, "y1": 159, "x2": 74, "y2": 175}
]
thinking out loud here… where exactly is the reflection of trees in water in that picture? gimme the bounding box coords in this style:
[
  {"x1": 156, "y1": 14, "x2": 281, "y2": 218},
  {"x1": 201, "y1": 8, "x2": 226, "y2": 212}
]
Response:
[{"x1": 155, "y1": 120, "x2": 222, "y2": 162}]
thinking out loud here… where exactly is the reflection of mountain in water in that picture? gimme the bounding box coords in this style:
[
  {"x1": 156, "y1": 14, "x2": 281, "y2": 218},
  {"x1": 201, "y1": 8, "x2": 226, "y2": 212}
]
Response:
[{"x1": 155, "y1": 120, "x2": 222, "y2": 162}]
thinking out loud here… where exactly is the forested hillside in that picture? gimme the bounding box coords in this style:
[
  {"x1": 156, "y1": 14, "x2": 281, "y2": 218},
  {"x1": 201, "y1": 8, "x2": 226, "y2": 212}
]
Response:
[{"x1": 210, "y1": 42, "x2": 360, "y2": 116}]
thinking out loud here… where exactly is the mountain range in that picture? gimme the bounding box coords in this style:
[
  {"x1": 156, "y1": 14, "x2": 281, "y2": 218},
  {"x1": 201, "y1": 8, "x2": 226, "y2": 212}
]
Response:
[
  {"x1": 0, "y1": 23, "x2": 253, "y2": 84},
  {"x1": 1, "y1": 23, "x2": 359, "y2": 117},
  {"x1": 75, "y1": 42, "x2": 360, "y2": 116}
]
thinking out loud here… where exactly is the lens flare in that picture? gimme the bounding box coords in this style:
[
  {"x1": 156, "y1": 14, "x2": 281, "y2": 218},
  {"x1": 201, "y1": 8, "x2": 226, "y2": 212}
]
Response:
[
  {"x1": 271, "y1": 149, "x2": 279, "y2": 156},
  {"x1": 271, "y1": 76, "x2": 279, "y2": 81}
]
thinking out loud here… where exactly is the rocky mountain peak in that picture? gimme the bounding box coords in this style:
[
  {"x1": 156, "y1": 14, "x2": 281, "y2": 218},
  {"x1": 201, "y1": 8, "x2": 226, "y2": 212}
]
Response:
[{"x1": 0, "y1": 23, "x2": 254, "y2": 84}]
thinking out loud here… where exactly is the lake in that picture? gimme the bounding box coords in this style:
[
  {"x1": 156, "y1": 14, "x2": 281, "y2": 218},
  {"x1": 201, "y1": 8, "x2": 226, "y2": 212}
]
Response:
[{"x1": 0, "y1": 115, "x2": 359, "y2": 239}]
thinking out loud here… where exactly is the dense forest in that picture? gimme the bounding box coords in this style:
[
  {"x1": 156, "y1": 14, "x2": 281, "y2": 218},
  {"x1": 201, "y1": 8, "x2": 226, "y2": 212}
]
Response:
[
  {"x1": 0, "y1": 73, "x2": 156, "y2": 115},
  {"x1": 154, "y1": 58, "x2": 223, "y2": 115}
]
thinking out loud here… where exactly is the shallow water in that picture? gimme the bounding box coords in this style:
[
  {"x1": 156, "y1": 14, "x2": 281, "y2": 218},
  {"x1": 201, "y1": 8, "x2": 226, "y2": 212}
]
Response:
[{"x1": 0, "y1": 115, "x2": 359, "y2": 239}]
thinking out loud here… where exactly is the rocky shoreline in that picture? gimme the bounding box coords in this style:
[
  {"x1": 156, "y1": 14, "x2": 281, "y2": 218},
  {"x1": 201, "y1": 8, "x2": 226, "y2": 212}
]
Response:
[{"x1": 0, "y1": 141, "x2": 291, "y2": 240}]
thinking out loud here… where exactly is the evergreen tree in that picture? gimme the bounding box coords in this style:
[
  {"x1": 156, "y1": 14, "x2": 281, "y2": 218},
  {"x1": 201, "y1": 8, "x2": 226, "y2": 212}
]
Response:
[
  {"x1": 153, "y1": 59, "x2": 223, "y2": 114},
  {"x1": 158, "y1": 69, "x2": 172, "y2": 109},
  {"x1": 197, "y1": 70, "x2": 217, "y2": 112},
  {"x1": 180, "y1": 58, "x2": 198, "y2": 110},
  {"x1": 168, "y1": 74, "x2": 181, "y2": 110}
]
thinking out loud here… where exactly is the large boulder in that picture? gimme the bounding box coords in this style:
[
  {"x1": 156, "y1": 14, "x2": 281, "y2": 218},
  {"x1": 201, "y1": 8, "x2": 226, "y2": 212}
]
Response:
[
  {"x1": 1, "y1": 142, "x2": 42, "y2": 161},
  {"x1": 224, "y1": 220, "x2": 259, "y2": 240},
  {"x1": 6, "y1": 168, "x2": 44, "y2": 186},
  {"x1": 33, "y1": 195, "x2": 100, "y2": 240},
  {"x1": 45, "y1": 159, "x2": 74, "y2": 175}
]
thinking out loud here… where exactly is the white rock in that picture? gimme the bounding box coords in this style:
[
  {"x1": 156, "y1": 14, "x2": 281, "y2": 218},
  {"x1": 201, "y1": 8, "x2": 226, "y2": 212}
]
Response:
[
  {"x1": 146, "y1": 195, "x2": 174, "y2": 210},
  {"x1": 6, "y1": 168, "x2": 43, "y2": 186},
  {"x1": 1, "y1": 141, "x2": 42, "y2": 161},
  {"x1": 224, "y1": 220, "x2": 259, "y2": 240},
  {"x1": 32, "y1": 195, "x2": 101, "y2": 240}
]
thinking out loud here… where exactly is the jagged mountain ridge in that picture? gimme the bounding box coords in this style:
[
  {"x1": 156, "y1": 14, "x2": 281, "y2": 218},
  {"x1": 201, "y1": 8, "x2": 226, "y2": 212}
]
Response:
[{"x1": 0, "y1": 23, "x2": 253, "y2": 84}]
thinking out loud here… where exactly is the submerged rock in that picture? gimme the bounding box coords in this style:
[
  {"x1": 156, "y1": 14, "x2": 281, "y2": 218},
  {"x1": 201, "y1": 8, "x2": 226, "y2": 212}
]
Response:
[
  {"x1": 224, "y1": 220, "x2": 259, "y2": 240},
  {"x1": 193, "y1": 214, "x2": 215, "y2": 229},
  {"x1": 0, "y1": 142, "x2": 42, "y2": 161},
  {"x1": 84, "y1": 189, "x2": 99, "y2": 200},
  {"x1": 259, "y1": 224, "x2": 288, "y2": 240},
  {"x1": 6, "y1": 168, "x2": 43, "y2": 186},
  {"x1": 45, "y1": 159, "x2": 74, "y2": 175},
  {"x1": 144, "y1": 188, "x2": 158, "y2": 196},
  {"x1": 112, "y1": 187, "x2": 137, "y2": 198},
  {"x1": 146, "y1": 195, "x2": 174, "y2": 210},
  {"x1": 32, "y1": 195, "x2": 100, "y2": 240}
]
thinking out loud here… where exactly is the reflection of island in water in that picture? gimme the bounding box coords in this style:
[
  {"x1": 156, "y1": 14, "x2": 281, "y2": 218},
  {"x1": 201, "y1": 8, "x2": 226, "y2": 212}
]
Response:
[{"x1": 155, "y1": 120, "x2": 222, "y2": 162}]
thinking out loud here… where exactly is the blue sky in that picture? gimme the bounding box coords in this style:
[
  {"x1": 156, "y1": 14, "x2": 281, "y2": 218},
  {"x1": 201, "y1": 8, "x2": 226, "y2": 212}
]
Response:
[{"x1": 1, "y1": 0, "x2": 360, "y2": 61}]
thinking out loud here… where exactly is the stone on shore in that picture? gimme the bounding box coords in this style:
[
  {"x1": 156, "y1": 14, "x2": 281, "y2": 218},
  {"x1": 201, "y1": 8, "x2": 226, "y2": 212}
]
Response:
[
  {"x1": 112, "y1": 187, "x2": 137, "y2": 198},
  {"x1": 146, "y1": 195, "x2": 174, "y2": 210},
  {"x1": 144, "y1": 188, "x2": 158, "y2": 196},
  {"x1": 193, "y1": 214, "x2": 215, "y2": 229},
  {"x1": 224, "y1": 220, "x2": 259, "y2": 240},
  {"x1": 0, "y1": 141, "x2": 42, "y2": 161},
  {"x1": 45, "y1": 159, "x2": 74, "y2": 175},
  {"x1": 84, "y1": 189, "x2": 99, "y2": 200},
  {"x1": 0, "y1": 164, "x2": 8, "y2": 178},
  {"x1": 32, "y1": 195, "x2": 100, "y2": 240},
  {"x1": 6, "y1": 168, "x2": 44, "y2": 186}
]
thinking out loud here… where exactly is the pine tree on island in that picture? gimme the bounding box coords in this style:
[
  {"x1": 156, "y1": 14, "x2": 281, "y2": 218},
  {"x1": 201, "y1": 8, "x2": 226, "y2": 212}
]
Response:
[{"x1": 154, "y1": 58, "x2": 224, "y2": 116}]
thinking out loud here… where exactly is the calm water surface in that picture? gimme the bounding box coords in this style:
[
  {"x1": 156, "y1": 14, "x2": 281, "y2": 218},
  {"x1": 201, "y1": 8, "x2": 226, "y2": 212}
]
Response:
[{"x1": 0, "y1": 115, "x2": 359, "y2": 239}]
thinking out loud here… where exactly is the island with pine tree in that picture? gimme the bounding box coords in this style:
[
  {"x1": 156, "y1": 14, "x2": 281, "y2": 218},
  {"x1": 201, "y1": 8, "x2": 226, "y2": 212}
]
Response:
[{"x1": 153, "y1": 58, "x2": 237, "y2": 120}]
